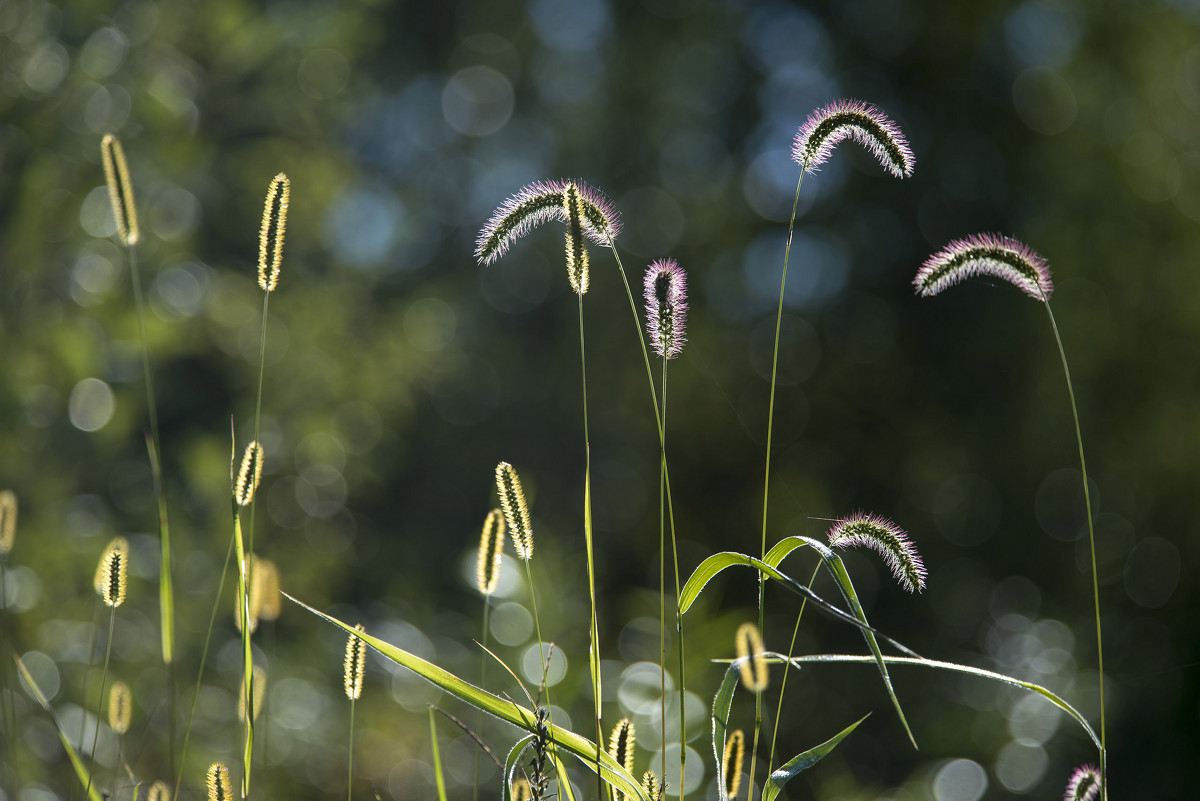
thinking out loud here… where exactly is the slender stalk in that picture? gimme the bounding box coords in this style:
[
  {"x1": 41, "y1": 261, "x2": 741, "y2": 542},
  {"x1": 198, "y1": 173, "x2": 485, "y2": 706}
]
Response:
[
  {"x1": 1042, "y1": 300, "x2": 1106, "y2": 798},
  {"x1": 473, "y1": 600, "x2": 491, "y2": 801},
  {"x1": 1, "y1": 559, "x2": 17, "y2": 796},
  {"x1": 658, "y1": 358, "x2": 667, "y2": 787},
  {"x1": 73, "y1": 604, "x2": 101, "y2": 801},
  {"x1": 523, "y1": 557, "x2": 550, "y2": 709},
  {"x1": 348, "y1": 698, "x2": 357, "y2": 801},
  {"x1": 83, "y1": 608, "x2": 116, "y2": 801},
  {"x1": 766, "y1": 562, "x2": 820, "y2": 776}
]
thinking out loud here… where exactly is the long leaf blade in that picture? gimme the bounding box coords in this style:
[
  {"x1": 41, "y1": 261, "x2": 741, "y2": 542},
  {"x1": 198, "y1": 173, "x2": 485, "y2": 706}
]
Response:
[
  {"x1": 761, "y1": 715, "x2": 868, "y2": 801},
  {"x1": 14, "y1": 654, "x2": 104, "y2": 801},
  {"x1": 711, "y1": 658, "x2": 742, "y2": 801}
]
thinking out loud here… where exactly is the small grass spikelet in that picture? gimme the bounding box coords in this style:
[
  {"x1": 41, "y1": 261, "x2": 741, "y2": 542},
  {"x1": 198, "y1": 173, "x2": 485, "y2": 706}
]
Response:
[
  {"x1": 0, "y1": 489, "x2": 16, "y2": 555},
  {"x1": 641, "y1": 771, "x2": 664, "y2": 801},
  {"x1": 608, "y1": 718, "x2": 636, "y2": 791},
  {"x1": 827, "y1": 512, "x2": 927, "y2": 593},
  {"x1": 94, "y1": 536, "x2": 129, "y2": 608},
  {"x1": 234, "y1": 441, "x2": 265, "y2": 507},
  {"x1": 258, "y1": 173, "x2": 290, "y2": 292},
  {"x1": 792, "y1": 98, "x2": 914, "y2": 178},
  {"x1": 563, "y1": 182, "x2": 590, "y2": 294},
  {"x1": 735, "y1": 622, "x2": 768, "y2": 693},
  {"x1": 108, "y1": 680, "x2": 132, "y2": 734},
  {"x1": 476, "y1": 508, "x2": 506, "y2": 595},
  {"x1": 529, "y1": 705, "x2": 550, "y2": 801},
  {"x1": 475, "y1": 179, "x2": 621, "y2": 266},
  {"x1": 1063, "y1": 765, "x2": 1100, "y2": 801},
  {"x1": 147, "y1": 781, "x2": 172, "y2": 801},
  {"x1": 252, "y1": 558, "x2": 281, "y2": 622},
  {"x1": 721, "y1": 729, "x2": 745, "y2": 801},
  {"x1": 238, "y1": 665, "x2": 267, "y2": 722},
  {"x1": 643, "y1": 259, "x2": 688, "y2": 359},
  {"x1": 206, "y1": 762, "x2": 232, "y2": 801},
  {"x1": 512, "y1": 778, "x2": 532, "y2": 801},
  {"x1": 344, "y1": 623, "x2": 367, "y2": 700},
  {"x1": 101, "y1": 133, "x2": 139, "y2": 246},
  {"x1": 915, "y1": 233, "x2": 1053, "y2": 300},
  {"x1": 495, "y1": 462, "x2": 533, "y2": 560}
]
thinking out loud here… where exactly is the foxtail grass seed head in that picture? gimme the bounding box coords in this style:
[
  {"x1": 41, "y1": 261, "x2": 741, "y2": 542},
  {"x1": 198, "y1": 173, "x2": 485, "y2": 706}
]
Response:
[
  {"x1": 721, "y1": 729, "x2": 745, "y2": 801},
  {"x1": 238, "y1": 665, "x2": 267, "y2": 722},
  {"x1": 1063, "y1": 765, "x2": 1101, "y2": 801},
  {"x1": 108, "y1": 681, "x2": 132, "y2": 734},
  {"x1": 643, "y1": 259, "x2": 688, "y2": 359},
  {"x1": 914, "y1": 233, "x2": 1053, "y2": 301},
  {"x1": 495, "y1": 462, "x2": 533, "y2": 560},
  {"x1": 792, "y1": 99, "x2": 914, "y2": 178},
  {"x1": 101, "y1": 134, "x2": 139, "y2": 246},
  {"x1": 475, "y1": 179, "x2": 621, "y2": 266},
  {"x1": 147, "y1": 781, "x2": 172, "y2": 801},
  {"x1": 258, "y1": 173, "x2": 290, "y2": 292},
  {"x1": 252, "y1": 558, "x2": 281, "y2": 621},
  {"x1": 608, "y1": 718, "x2": 636, "y2": 781},
  {"x1": 529, "y1": 705, "x2": 550, "y2": 801},
  {"x1": 0, "y1": 489, "x2": 16, "y2": 556},
  {"x1": 827, "y1": 512, "x2": 927, "y2": 593},
  {"x1": 206, "y1": 763, "x2": 232, "y2": 801},
  {"x1": 735, "y1": 622, "x2": 767, "y2": 693},
  {"x1": 641, "y1": 771, "x2": 664, "y2": 801},
  {"x1": 476, "y1": 508, "x2": 506, "y2": 596},
  {"x1": 512, "y1": 778, "x2": 532, "y2": 801},
  {"x1": 344, "y1": 623, "x2": 367, "y2": 700},
  {"x1": 563, "y1": 182, "x2": 590, "y2": 295},
  {"x1": 94, "y1": 536, "x2": 129, "y2": 608},
  {"x1": 234, "y1": 441, "x2": 265, "y2": 507}
]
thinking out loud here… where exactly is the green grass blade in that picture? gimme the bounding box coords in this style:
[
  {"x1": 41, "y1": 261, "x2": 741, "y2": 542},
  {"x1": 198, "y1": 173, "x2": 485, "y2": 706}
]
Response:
[
  {"x1": 430, "y1": 707, "x2": 448, "y2": 801},
  {"x1": 233, "y1": 513, "x2": 254, "y2": 795},
  {"x1": 504, "y1": 734, "x2": 538, "y2": 801},
  {"x1": 14, "y1": 654, "x2": 104, "y2": 801},
  {"x1": 552, "y1": 745, "x2": 578, "y2": 801},
  {"x1": 760, "y1": 714, "x2": 867, "y2": 801},
  {"x1": 710, "y1": 659, "x2": 742, "y2": 801},
  {"x1": 285, "y1": 593, "x2": 649, "y2": 801},
  {"x1": 146, "y1": 434, "x2": 174, "y2": 665},
  {"x1": 679, "y1": 551, "x2": 747, "y2": 613}
]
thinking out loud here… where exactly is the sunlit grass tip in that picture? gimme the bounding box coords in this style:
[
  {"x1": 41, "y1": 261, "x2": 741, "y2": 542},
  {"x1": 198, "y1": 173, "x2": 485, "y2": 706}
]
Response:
[
  {"x1": 792, "y1": 98, "x2": 914, "y2": 178},
  {"x1": 721, "y1": 729, "x2": 745, "y2": 801},
  {"x1": 735, "y1": 622, "x2": 768, "y2": 693},
  {"x1": 643, "y1": 259, "x2": 688, "y2": 359},
  {"x1": 344, "y1": 623, "x2": 367, "y2": 700},
  {"x1": 641, "y1": 771, "x2": 664, "y2": 801},
  {"x1": 101, "y1": 133, "x2": 139, "y2": 246},
  {"x1": 495, "y1": 462, "x2": 533, "y2": 560},
  {"x1": 94, "y1": 536, "x2": 129, "y2": 608},
  {"x1": 206, "y1": 762, "x2": 233, "y2": 801},
  {"x1": 238, "y1": 665, "x2": 267, "y2": 722},
  {"x1": 564, "y1": 182, "x2": 590, "y2": 295},
  {"x1": 258, "y1": 173, "x2": 290, "y2": 292},
  {"x1": 476, "y1": 508, "x2": 506, "y2": 595},
  {"x1": 608, "y1": 717, "x2": 636, "y2": 782},
  {"x1": 475, "y1": 179, "x2": 621, "y2": 266},
  {"x1": 1063, "y1": 765, "x2": 1100, "y2": 801},
  {"x1": 147, "y1": 780, "x2": 172, "y2": 801},
  {"x1": 827, "y1": 512, "x2": 926, "y2": 593},
  {"x1": 915, "y1": 232, "x2": 1053, "y2": 301},
  {"x1": 108, "y1": 680, "x2": 132, "y2": 734},
  {"x1": 234, "y1": 441, "x2": 265, "y2": 507},
  {"x1": 0, "y1": 488, "x2": 16, "y2": 555}
]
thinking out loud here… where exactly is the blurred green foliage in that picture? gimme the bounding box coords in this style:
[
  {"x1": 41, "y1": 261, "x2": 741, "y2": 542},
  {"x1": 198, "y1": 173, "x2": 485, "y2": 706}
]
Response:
[{"x1": 2, "y1": 0, "x2": 1199, "y2": 799}]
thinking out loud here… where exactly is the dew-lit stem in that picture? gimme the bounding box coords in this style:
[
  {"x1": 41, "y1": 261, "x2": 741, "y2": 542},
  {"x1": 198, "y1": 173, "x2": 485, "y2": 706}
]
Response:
[{"x1": 1042, "y1": 299, "x2": 1106, "y2": 799}]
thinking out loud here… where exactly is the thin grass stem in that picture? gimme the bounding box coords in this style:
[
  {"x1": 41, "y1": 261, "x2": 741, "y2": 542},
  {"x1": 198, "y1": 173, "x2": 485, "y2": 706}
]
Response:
[
  {"x1": 348, "y1": 698, "x2": 357, "y2": 801},
  {"x1": 766, "y1": 562, "x2": 820, "y2": 776},
  {"x1": 73, "y1": 604, "x2": 101, "y2": 801},
  {"x1": 83, "y1": 608, "x2": 116, "y2": 801},
  {"x1": 473, "y1": 600, "x2": 491, "y2": 801},
  {"x1": 658, "y1": 358, "x2": 667, "y2": 788}
]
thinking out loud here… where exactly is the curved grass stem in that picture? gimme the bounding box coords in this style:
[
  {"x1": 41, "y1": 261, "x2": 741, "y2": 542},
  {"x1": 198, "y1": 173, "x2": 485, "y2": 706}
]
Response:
[
  {"x1": 83, "y1": 607, "x2": 116, "y2": 801},
  {"x1": 766, "y1": 563, "x2": 820, "y2": 777}
]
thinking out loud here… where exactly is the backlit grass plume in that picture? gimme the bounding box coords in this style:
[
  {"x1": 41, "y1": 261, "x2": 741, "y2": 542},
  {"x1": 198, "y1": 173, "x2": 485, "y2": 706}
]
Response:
[
  {"x1": 608, "y1": 718, "x2": 636, "y2": 795},
  {"x1": 94, "y1": 536, "x2": 129, "y2": 608},
  {"x1": 643, "y1": 259, "x2": 688, "y2": 360},
  {"x1": 1064, "y1": 765, "x2": 1100, "y2": 801},
  {"x1": 641, "y1": 771, "x2": 664, "y2": 801},
  {"x1": 206, "y1": 762, "x2": 232, "y2": 801},
  {"x1": 101, "y1": 133, "x2": 139, "y2": 246},
  {"x1": 735, "y1": 623, "x2": 767, "y2": 693},
  {"x1": 495, "y1": 462, "x2": 533, "y2": 560},
  {"x1": 512, "y1": 778, "x2": 532, "y2": 801},
  {"x1": 258, "y1": 174, "x2": 290, "y2": 292},
  {"x1": 564, "y1": 182, "x2": 590, "y2": 294},
  {"x1": 108, "y1": 680, "x2": 132, "y2": 734},
  {"x1": 0, "y1": 489, "x2": 15, "y2": 555},
  {"x1": 238, "y1": 665, "x2": 267, "y2": 722},
  {"x1": 721, "y1": 729, "x2": 745, "y2": 801},
  {"x1": 474, "y1": 179, "x2": 620, "y2": 266},
  {"x1": 344, "y1": 623, "x2": 367, "y2": 700},
  {"x1": 147, "y1": 780, "x2": 172, "y2": 801},
  {"x1": 476, "y1": 508, "x2": 506, "y2": 595},
  {"x1": 914, "y1": 233, "x2": 1053, "y2": 300},
  {"x1": 234, "y1": 441, "x2": 265, "y2": 507},
  {"x1": 252, "y1": 558, "x2": 281, "y2": 622},
  {"x1": 791, "y1": 99, "x2": 914, "y2": 178},
  {"x1": 827, "y1": 513, "x2": 927, "y2": 593}
]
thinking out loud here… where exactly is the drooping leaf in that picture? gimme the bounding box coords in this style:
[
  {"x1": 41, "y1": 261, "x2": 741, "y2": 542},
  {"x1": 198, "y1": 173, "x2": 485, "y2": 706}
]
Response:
[{"x1": 761, "y1": 715, "x2": 868, "y2": 801}]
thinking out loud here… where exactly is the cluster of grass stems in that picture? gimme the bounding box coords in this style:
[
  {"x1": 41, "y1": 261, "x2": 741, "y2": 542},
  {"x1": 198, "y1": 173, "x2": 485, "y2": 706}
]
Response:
[{"x1": 0, "y1": 98, "x2": 1109, "y2": 801}]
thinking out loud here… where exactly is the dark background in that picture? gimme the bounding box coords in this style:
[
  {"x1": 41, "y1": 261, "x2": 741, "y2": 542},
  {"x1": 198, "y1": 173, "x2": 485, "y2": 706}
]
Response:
[{"x1": 2, "y1": 0, "x2": 1197, "y2": 799}]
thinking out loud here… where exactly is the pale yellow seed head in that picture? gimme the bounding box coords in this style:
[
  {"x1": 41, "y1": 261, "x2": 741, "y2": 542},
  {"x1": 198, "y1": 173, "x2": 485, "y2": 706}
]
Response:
[
  {"x1": 258, "y1": 173, "x2": 290, "y2": 292},
  {"x1": 234, "y1": 441, "x2": 265, "y2": 507},
  {"x1": 475, "y1": 508, "x2": 506, "y2": 596},
  {"x1": 641, "y1": 771, "x2": 664, "y2": 801},
  {"x1": 253, "y1": 558, "x2": 281, "y2": 621},
  {"x1": 0, "y1": 489, "x2": 16, "y2": 556},
  {"x1": 238, "y1": 665, "x2": 267, "y2": 722},
  {"x1": 722, "y1": 729, "x2": 745, "y2": 801},
  {"x1": 735, "y1": 622, "x2": 767, "y2": 693},
  {"x1": 146, "y1": 780, "x2": 172, "y2": 801},
  {"x1": 563, "y1": 182, "x2": 590, "y2": 295},
  {"x1": 344, "y1": 623, "x2": 367, "y2": 700},
  {"x1": 108, "y1": 680, "x2": 132, "y2": 734},
  {"x1": 101, "y1": 133, "x2": 139, "y2": 246},
  {"x1": 608, "y1": 717, "x2": 636, "y2": 781},
  {"x1": 205, "y1": 763, "x2": 232, "y2": 801},
  {"x1": 512, "y1": 778, "x2": 532, "y2": 801},
  {"x1": 495, "y1": 462, "x2": 533, "y2": 560},
  {"x1": 94, "y1": 536, "x2": 129, "y2": 608}
]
